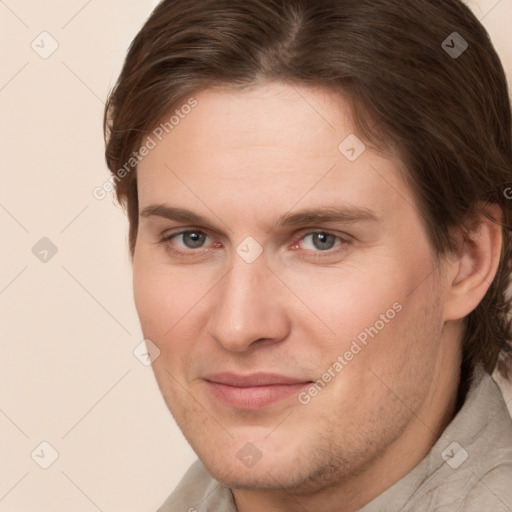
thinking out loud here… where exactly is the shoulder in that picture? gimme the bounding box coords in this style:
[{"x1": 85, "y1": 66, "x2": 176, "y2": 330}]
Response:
[
  {"x1": 402, "y1": 372, "x2": 512, "y2": 511},
  {"x1": 460, "y1": 458, "x2": 512, "y2": 512}
]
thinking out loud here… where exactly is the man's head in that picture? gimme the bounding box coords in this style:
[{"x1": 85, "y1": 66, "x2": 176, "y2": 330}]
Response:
[{"x1": 104, "y1": 0, "x2": 512, "y2": 505}]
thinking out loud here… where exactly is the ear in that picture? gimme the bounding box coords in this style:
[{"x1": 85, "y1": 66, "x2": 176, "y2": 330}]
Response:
[{"x1": 444, "y1": 204, "x2": 503, "y2": 322}]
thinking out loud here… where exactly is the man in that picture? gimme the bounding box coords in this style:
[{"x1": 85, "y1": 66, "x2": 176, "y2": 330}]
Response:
[{"x1": 103, "y1": 0, "x2": 512, "y2": 510}]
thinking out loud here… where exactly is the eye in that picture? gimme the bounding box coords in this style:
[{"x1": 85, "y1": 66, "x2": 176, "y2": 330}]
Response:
[
  {"x1": 289, "y1": 230, "x2": 352, "y2": 261},
  {"x1": 162, "y1": 230, "x2": 211, "y2": 250},
  {"x1": 180, "y1": 231, "x2": 208, "y2": 249},
  {"x1": 300, "y1": 232, "x2": 342, "y2": 251}
]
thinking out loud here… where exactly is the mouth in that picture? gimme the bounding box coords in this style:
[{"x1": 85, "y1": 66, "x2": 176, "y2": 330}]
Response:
[{"x1": 203, "y1": 372, "x2": 312, "y2": 410}]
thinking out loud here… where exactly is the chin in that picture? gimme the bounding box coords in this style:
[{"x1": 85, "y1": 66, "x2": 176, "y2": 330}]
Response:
[{"x1": 201, "y1": 455, "x2": 308, "y2": 491}]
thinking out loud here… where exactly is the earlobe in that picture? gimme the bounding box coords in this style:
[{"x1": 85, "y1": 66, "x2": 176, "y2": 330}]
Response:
[{"x1": 444, "y1": 204, "x2": 503, "y2": 322}]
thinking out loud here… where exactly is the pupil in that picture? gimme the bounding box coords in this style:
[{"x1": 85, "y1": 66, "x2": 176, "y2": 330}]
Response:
[
  {"x1": 184, "y1": 232, "x2": 205, "y2": 248},
  {"x1": 313, "y1": 233, "x2": 335, "y2": 250}
]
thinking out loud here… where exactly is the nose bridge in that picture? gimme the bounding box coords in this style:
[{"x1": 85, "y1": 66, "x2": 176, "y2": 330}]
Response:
[
  {"x1": 224, "y1": 260, "x2": 260, "y2": 319},
  {"x1": 207, "y1": 256, "x2": 289, "y2": 351}
]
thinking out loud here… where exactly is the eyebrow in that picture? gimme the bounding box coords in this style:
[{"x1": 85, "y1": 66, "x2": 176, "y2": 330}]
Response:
[
  {"x1": 275, "y1": 205, "x2": 378, "y2": 227},
  {"x1": 139, "y1": 204, "x2": 378, "y2": 230},
  {"x1": 140, "y1": 204, "x2": 212, "y2": 226}
]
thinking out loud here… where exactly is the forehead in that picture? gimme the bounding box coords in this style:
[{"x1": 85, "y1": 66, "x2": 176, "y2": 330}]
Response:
[
  {"x1": 152, "y1": 83, "x2": 358, "y2": 161},
  {"x1": 136, "y1": 82, "x2": 413, "y2": 222}
]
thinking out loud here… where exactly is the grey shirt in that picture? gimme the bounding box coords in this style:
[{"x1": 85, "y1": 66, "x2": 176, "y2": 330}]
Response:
[{"x1": 158, "y1": 367, "x2": 512, "y2": 511}]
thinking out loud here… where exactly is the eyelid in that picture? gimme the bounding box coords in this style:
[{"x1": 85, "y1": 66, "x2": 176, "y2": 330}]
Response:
[
  {"x1": 288, "y1": 230, "x2": 353, "y2": 262},
  {"x1": 160, "y1": 227, "x2": 209, "y2": 241},
  {"x1": 158, "y1": 228, "x2": 221, "y2": 262},
  {"x1": 160, "y1": 227, "x2": 218, "y2": 248},
  {"x1": 159, "y1": 227, "x2": 352, "y2": 259},
  {"x1": 291, "y1": 228, "x2": 351, "y2": 246}
]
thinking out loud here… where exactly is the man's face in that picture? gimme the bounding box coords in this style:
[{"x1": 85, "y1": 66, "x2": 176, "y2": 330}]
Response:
[{"x1": 133, "y1": 83, "x2": 456, "y2": 491}]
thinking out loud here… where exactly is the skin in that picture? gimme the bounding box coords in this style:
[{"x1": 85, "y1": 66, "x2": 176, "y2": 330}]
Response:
[{"x1": 133, "y1": 82, "x2": 502, "y2": 511}]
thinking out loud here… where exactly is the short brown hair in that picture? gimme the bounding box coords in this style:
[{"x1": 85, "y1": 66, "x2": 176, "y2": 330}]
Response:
[{"x1": 104, "y1": 0, "x2": 512, "y2": 378}]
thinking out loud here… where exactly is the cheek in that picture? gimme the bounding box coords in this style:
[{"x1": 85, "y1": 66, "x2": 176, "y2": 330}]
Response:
[
  {"x1": 133, "y1": 263, "x2": 195, "y2": 390},
  {"x1": 283, "y1": 255, "x2": 439, "y2": 387},
  {"x1": 133, "y1": 255, "x2": 167, "y2": 335},
  {"x1": 277, "y1": 263, "x2": 405, "y2": 344},
  {"x1": 132, "y1": 251, "x2": 213, "y2": 347}
]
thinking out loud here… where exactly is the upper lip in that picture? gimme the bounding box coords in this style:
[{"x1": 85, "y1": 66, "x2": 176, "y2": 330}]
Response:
[{"x1": 204, "y1": 372, "x2": 311, "y2": 387}]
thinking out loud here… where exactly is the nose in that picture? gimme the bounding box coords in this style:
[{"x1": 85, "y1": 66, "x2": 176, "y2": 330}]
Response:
[{"x1": 207, "y1": 256, "x2": 291, "y2": 352}]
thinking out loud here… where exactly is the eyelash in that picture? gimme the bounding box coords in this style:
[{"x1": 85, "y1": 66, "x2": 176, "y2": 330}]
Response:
[{"x1": 159, "y1": 229, "x2": 351, "y2": 259}]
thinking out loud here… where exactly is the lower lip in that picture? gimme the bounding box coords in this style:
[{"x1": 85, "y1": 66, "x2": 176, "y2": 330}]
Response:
[{"x1": 205, "y1": 381, "x2": 310, "y2": 410}]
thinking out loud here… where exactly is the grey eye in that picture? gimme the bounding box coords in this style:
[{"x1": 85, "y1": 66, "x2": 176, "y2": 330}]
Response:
[
  {"x1": 311, "y1": 233, "x2": 337, "y2": 250},
  {"x1": 182, "y1": 231, "x2": 207, "y2": 248}
]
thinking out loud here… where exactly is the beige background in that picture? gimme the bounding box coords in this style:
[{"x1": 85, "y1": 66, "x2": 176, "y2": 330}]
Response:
[{"x1": 0, "y1": 1, "x2": 511, "y2": 510}]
